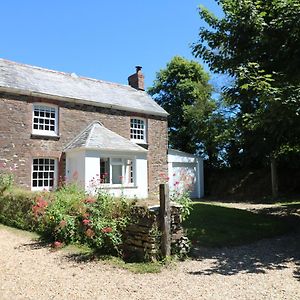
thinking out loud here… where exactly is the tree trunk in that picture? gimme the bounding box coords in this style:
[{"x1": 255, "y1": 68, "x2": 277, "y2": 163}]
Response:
[{"x1": 271, "y1": 157, "x2": 279, "y2": 199}]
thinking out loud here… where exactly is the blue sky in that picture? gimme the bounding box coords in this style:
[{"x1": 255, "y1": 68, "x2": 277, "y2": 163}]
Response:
[{"x1": 0, "y1": 1, "x2": 222, "y2": 89}]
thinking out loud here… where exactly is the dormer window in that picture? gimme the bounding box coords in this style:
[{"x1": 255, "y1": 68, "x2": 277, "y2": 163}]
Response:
[
  {"x1": 130, "y1": 118, "x2": 147, "y2": 144},
  {"x1": 32, "y1": 104, "x2": 58, "y2": 136}
]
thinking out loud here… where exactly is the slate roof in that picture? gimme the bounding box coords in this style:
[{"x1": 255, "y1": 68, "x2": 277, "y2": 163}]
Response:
[
  {"x1": 64, "y1": 121, "x2": 148, "y2": 153},
  {"x1": 0, "y1": 58, "x2": 168, "y2": 117}
]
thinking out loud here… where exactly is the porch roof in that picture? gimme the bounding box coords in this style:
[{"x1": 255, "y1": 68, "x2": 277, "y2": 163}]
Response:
[{"x1": 64, "y1": 121, "x2": 147, "y2": 153}]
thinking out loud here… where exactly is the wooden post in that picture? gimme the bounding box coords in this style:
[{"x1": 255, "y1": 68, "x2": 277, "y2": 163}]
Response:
[{"x1": 159, "y1": 183, "x2": 171, "y2": 257}]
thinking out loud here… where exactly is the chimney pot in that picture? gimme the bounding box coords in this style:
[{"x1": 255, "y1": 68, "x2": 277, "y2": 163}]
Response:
[{"x1": 136, "y1": 66, "x2": 142, "y2": 72}]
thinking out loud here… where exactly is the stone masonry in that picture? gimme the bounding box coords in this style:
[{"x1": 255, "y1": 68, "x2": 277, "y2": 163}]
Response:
[
  {"x1": 123, "y1": 203, "x2": 190, "y2": 262},
  {"x1": 0, "y1": 92, "x2": 168, "y2": 197}
]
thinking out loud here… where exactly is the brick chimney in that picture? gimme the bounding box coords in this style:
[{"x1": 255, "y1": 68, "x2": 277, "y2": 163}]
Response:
[{"x1": 128, "y1": 66, "x2": 145, "y2": 91}]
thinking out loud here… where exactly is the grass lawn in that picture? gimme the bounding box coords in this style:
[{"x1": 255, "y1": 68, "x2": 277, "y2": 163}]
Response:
[{"x1": 183, "y1": 202, "x2": 293, "y2": 248}]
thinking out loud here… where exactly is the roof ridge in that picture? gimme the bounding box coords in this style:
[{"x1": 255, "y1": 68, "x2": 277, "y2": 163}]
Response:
[
  {"x1": 63, "y1": 120, "x2": 102, "y2": 151},
  {"x1": 86, "y1": 121, "x2": 103, "y2": 146},
  {"x1": 0, "y1": 58, "x2": 136, "y2": 91}
]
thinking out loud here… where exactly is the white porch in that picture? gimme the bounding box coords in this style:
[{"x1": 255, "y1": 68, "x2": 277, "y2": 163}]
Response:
[{"x1": 64, "y1": 121, "x2": 148, "y2": 199}]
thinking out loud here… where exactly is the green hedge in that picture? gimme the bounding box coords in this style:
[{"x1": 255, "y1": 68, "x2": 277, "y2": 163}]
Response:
[
  {"x1": 0, "y1": 185, "x2": 135, "y2": 256},
  {"x1": 0, "y1": 189, "x2": 38, "y2": 230}
]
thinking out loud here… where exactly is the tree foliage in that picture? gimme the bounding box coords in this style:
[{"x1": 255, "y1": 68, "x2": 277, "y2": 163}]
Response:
[
  {"x1": 192, "y1": 0, "x2": 300, "y2": 168},
  {"x1": 148, "y1": 56, "x2": 226, "y2": 167}
]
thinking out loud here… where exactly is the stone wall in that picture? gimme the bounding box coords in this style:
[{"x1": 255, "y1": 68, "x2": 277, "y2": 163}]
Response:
[
  {"x1": 0, "y1": 93, "x2": 168, "y2": 197},
  {"x1": 123, "y1": 204, "x2": 190, "y2": 262}
]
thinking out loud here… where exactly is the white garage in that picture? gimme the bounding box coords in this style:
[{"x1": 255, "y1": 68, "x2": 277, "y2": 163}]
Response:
[{"x1": 168, "y1": 149, "x2": 204, "y2": 199}]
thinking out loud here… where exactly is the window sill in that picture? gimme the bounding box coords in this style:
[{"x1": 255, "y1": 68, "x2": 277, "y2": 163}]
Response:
[
  {"x1": 31, "y1": 133, "x2": 60, "y2": 141},
  {"x1": 98, "y1": 184, "x2": 138, "y2": 190},
  {"x1": 31, "y1": 187, "x2": 55, "y2": 192},
  {"x1": 131, "y1": 139, "x2": 147, "y2": 144}
]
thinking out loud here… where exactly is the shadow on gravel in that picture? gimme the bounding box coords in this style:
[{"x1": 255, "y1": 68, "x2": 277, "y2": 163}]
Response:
[
  {"x1": 254, "y1": 204, "x2": 300, "y2": 218},
  {"x1": 189, "y1": 230, "x2": 300, "y2": 281},
  {"x1": 63, "y1": 252, "x2": 97, "y2": 263},
  {"x1": 17, "y1": 240, "x2": 50, "y2": 251}
]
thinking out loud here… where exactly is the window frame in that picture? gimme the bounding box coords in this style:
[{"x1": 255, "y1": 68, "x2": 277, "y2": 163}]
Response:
[
  {"x1": 32, "y1": 103, "x2": 59, "y2": 137},
  {"x1": 31, "y1": 158, "x2": 58, "y2": 191},
  {"x1": 99, "y1": 156, "x2": 135, "y2": 187},
  {"x1": 130, "y1": 118, "x2": 147, "y2": 144}
]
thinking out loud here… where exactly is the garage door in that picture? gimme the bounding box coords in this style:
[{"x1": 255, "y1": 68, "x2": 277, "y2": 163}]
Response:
[{"x1": 170, "y1": 162, "x2": 198, "y2": 198}]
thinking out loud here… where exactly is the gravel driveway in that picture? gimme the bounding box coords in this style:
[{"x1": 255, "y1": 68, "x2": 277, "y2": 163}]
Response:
[{"x1": 1, "y1": 225, "x2": 300, "y2": 300}]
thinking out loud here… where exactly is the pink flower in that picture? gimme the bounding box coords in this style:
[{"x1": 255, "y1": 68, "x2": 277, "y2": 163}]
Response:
[
  {"x1": 59, "y1": 220, "x2": 67, "y2": 228},
  {"x1": 85, "y1": 228, "x2": 95, "y2": 238},
  {"x1": 32, "y1": 196, "x2": 48, "y2": 218},
  {"x1": 82, "y1": 219, "x2": 90, "y2": 225},
  {"x1": 52, "y1": 241, "x2": 63, "y2": 248},
  {"x1": 36, "y1": 197, "x2": 48, "y2": 208},
  {"x1": 101, "y1": 227, "x2": 113, "y2": 233},
  {"x1": 84, "y1": 197, "x2": 96, "y2": 204}
]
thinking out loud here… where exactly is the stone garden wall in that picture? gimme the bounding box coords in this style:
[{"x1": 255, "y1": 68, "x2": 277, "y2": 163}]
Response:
[{"x1": 123, "y1": 203, "x2": 190, "y2": 261}]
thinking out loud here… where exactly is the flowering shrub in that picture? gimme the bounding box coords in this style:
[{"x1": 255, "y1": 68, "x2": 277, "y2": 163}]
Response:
[
  {"x1": 32, "y1": 196, "x2": 49, "y2": 218},
  {"x1": 34, "y1": 184, "x2": 87, "y2": 244},
  {"x1": 159, "y1": 171, "x2": 193, "y2": 220},
  {"x1": 31, "y1": 184, "x2": 133, "y2": 255},
  {"x1": 82, "y1": 191, "x2": 133, "y2": 254}
]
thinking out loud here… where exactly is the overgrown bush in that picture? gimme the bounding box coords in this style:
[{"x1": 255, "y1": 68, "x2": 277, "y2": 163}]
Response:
[
  {"x1": 33, "y1": 184, "x2": 134, "y2": 255},
  {"x1": 0, "y1": 188, "x2": 39, "y2": 230},
  {"x1": 84, "y1": 191, "x2": 133, "y2": 254},
  {"x1": 33, "y1": 184, "x2": 85, "y2": 243},
  {"x1": 0, "y1": 168, "x2": 14, "y2": 195}
]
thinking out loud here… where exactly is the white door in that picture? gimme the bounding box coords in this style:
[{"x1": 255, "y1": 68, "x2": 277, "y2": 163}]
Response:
[{"x1": 170, "y1": 162, "x2": 198, "y2": 198}]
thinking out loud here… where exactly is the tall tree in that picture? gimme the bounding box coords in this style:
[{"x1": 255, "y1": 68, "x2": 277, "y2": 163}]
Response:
[
  {"x1": 192, "y1": 0, "x2": 300, "y2": 181},
  {"x1": 148, "y1": 56, "x2": 225, "y2": 167}
]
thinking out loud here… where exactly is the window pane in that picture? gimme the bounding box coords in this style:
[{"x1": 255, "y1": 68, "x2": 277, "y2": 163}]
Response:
[
  {"x1": 124, "y1": 160, "x2": 133, "y2": 184},
  {"x1": 100, "y1": 158, "x2": 110, "y2": 183},
  {"x1": 33, "y1": 105, "x2": 57, "y2": 134},
  {"x1": 130, "y1": 118, "x2": 145, "y2": 141},
  {"x1": 112, "y1": 165, "x2": 122, "y2": 184},
  {"x1": 32, "y1": 158, "x2": 55, "y2": 190}
]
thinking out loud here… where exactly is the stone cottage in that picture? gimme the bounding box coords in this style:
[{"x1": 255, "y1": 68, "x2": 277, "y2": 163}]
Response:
[{"x1": 0, "y1": 59, "x2": 168, "y2": 198}]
